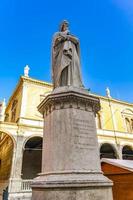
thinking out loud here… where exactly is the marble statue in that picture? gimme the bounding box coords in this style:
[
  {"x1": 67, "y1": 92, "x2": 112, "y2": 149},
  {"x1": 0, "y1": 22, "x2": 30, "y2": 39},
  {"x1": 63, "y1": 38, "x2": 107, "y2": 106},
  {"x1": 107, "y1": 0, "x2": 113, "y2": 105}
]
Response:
[
  {"x1": 106, "y1": 87, "x2": 111, "y2": 98},
  {"x1": 24, "y1": 65, "x2": 30, "y2": 77},
  {"x1": 32, "y1": 21, "x2": 113, "y2": 200},
  {"x1": 52, "y1": 20, "x2": 83, "y2": 88}
]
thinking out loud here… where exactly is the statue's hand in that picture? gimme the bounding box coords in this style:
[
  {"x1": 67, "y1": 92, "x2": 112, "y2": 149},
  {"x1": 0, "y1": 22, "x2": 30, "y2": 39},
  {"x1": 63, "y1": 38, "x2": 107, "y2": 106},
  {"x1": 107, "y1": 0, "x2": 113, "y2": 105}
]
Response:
[
  {"x1": 66, "y1": 35, "x2": 70, "y2": 41},
  {"x1": 66, "y1": 35, "x2": 79, "y2": 44}
]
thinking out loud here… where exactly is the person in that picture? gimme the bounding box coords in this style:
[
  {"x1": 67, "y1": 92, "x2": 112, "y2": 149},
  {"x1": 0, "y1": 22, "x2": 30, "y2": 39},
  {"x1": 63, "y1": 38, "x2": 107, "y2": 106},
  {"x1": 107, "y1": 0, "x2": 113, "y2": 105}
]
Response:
[
  {"x1": 2, "y1": 186, "x2": 8, "y2": 200},
  {"x1": 52, "y1": 20, "x2": 83, "y2": 88}
]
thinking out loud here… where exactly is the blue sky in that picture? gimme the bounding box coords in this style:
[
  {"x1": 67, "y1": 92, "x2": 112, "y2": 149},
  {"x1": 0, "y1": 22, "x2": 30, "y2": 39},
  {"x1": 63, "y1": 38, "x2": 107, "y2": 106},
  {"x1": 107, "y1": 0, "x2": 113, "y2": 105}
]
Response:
[{"x1": 0, "y1": 0, "x2": 133, "y2": 103}]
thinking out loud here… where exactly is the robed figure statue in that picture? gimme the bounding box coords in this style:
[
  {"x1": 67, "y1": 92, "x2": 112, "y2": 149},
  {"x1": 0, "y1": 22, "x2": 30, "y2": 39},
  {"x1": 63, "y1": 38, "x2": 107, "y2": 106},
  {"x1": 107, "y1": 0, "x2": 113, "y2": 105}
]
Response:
[{"x1": 52, "y1": 20, "x2": 83, "y2": 88}]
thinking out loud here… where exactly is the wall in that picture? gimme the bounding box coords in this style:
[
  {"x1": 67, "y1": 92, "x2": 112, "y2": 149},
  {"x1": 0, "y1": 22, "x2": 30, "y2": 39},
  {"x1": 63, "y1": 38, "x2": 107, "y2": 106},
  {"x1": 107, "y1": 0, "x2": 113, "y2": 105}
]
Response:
[
  {"x1": 5, "y1": 84, "x2": 23, "y2": 123},
  {"x1": 99, "y1": 97, "x2": 133, "y2": 133},
  {"x1": 24, "y1": 82, "x2": 52, "y2": 120},
  {"x1": 0, "y1": 134, "x2": 13, "y2": 199}
]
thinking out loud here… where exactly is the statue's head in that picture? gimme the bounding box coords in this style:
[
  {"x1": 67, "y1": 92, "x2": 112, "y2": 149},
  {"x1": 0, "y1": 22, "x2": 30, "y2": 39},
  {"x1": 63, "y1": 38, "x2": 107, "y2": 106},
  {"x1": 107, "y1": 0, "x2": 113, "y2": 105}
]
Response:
[{"x1": 60, "y1": 20, "x2": 69, "y2": 32}]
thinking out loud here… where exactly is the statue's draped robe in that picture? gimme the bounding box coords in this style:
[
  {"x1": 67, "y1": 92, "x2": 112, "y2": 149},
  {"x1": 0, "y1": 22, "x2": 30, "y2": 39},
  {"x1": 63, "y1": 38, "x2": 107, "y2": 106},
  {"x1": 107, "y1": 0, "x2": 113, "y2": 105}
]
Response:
[{"x1": 52, "y1": 32, "x2": 83, "y2": 88}]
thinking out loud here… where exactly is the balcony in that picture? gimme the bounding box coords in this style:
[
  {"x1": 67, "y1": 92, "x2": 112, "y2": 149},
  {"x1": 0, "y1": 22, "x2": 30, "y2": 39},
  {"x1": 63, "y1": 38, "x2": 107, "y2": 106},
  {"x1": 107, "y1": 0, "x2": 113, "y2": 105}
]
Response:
[{"x1": 21, "y1": 179, "x2": 32, "y2": 191}]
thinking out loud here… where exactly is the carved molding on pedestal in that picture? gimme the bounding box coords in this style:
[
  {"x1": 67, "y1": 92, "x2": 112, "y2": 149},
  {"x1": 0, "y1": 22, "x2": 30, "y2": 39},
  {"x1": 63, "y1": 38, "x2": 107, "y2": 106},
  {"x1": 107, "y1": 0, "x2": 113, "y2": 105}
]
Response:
[{"x1": 38, "y1": 89, "x2": 100, "y2": 117}]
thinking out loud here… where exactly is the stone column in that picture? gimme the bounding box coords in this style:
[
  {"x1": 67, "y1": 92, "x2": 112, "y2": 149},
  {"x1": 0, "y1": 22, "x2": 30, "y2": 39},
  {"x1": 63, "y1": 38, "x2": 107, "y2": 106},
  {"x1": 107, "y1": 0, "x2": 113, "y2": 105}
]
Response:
[
  {"x1": 117, "y1": 144, "x2": 123, "y2": 160},
  {"x1": 8, "y1": 135, "x2": 24, "y2": 199},
  {"x1": 32, "y1": 87, "x2": 113, "y2": 200}
]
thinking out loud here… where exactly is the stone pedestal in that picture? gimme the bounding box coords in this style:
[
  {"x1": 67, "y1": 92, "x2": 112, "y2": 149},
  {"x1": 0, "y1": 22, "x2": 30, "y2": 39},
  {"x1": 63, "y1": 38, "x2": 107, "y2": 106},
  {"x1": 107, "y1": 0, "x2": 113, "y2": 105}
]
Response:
[{"x1": 32, "y1": 87, "x2": 113, "y2": 200}]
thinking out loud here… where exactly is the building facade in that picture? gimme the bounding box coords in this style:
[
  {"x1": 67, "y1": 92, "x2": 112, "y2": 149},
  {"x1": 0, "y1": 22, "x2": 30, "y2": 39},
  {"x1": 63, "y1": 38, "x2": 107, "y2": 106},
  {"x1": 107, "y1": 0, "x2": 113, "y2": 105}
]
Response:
[{"x1": 0, "y1": 71, "x2": 133, "y2": 200}]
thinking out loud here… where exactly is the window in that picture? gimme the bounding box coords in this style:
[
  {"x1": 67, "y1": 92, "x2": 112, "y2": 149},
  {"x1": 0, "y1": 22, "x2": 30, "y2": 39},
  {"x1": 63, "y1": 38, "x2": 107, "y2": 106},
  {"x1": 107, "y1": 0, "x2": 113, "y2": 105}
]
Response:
[
  {"x1": 11, "y1": 108, "x2": 16, "y2": 122},
  {"x1": 125, "y1": 118, "x2": 131, "y2": 133},
  {"x1": 0, "y1": 103, "x2": 2, "y2": 115},
  {"x1": 131, "y1": 119, "x2": 133, "y2": 132},
  {"x1": 11, "y1": 100, "x2": 18, "y2": 122},
  {"x1": 5, "y1": 113, "x2": 9, "y2": 122},
  {"x1": 96, "y1": 113, "x2": 102, "y2": 129},
  {"x1": 122, "y1": 109, "x2": 133, "y2": 133}
]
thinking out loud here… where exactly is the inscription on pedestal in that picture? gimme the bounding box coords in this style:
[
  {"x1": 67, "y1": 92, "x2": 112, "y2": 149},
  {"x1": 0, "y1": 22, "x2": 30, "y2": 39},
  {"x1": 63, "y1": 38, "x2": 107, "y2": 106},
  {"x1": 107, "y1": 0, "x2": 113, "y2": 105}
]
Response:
[
  {"x1": 87, "y1": 193, "x2": 103, "y2": 200},
  {"x1": 73, "y1": 118, "x2": 96, "y2": 149}
]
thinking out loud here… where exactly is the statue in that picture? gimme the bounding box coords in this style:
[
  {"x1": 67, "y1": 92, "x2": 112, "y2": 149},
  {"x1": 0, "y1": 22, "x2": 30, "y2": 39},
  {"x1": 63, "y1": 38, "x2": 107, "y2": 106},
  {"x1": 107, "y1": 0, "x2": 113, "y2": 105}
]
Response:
[
  {"x1": 32, "y1": 21, "x2": 113, "y2": 200},
  {"x1": 24, "y1": 65, "x2": 30, "y2": 77},
  {"x1": 52, "y1": 20, "x2": 83, "y2": 88},
  {"x1": 106, "y1": 87, "x2": 111, "y2": 98}
]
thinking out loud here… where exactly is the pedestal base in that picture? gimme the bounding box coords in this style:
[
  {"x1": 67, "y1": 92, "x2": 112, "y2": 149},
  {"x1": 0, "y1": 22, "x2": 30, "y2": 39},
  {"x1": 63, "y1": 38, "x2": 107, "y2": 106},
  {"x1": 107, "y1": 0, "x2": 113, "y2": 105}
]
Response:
[
  {"x1": 32, "y1": 87, "x2": 113, "y2": 200},
  {"x1": 32, "y1": 180, "x2": 112, "y2": 200},
  {"x1": 33, "y1": 188, "x2": 113, "y2": 200}
]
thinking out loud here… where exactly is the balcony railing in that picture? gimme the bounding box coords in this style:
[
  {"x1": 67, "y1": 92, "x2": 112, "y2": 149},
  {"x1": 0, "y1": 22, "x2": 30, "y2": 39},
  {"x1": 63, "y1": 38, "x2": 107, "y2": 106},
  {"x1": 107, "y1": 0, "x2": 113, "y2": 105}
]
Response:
[{"x1": 21, "y1": 179, "x2": 32, "y2": 191}]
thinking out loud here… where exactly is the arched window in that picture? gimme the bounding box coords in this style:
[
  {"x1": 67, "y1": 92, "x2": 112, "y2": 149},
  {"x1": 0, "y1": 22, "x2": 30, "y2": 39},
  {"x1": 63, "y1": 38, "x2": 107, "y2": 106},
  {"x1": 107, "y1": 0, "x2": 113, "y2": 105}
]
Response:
[
  {"x1": 11, "y1": 100, "x2": 18, "y2": 122},
  {"x1": 22, "y1": 137, "x2": 43, "y2": 179},
  {"x1": 125, "y1": 118, "x2": 131, "y2": 133},
  {"x1": 0, "y1": 132, "x2": 14, "y2": 194},
  {"x1": 131, "y1": 119, "x2": 133, "y2": 132},
  {"x1": 0, "y1": 103, "x2": 2, "y2": 115},
  {"x1": 100, "y1": 143, "x2": 117, "y2": 159},
  {"x1": 122, "y1": 109, "x2": 133, "y2": 133},
  {"x1": 5, "y1": 113, "x2": 9, "y2": 122},
  {"x1": 96, "y1": 113, "x2": 102, "y2": 129},
  {"x1": 122, "y1": 145, "x2": 133, "y2": 160}
]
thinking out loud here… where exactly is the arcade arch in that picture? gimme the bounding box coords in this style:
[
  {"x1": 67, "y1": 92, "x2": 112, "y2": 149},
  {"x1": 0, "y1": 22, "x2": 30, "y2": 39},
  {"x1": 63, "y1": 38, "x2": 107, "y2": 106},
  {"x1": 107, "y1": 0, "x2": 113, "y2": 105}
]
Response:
[
  {"x1": 122, "y1": 145, "x2": 133, "y2": 160},
  {"x1": 0, "y1": 131, "x2": 14, "y2": 199},
  {"x1": 21, "y1": 136, "x2": 43, "y2": 179},
  {"x1": 100, "y1": 143, "x2": 117, "y2": 159}
]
